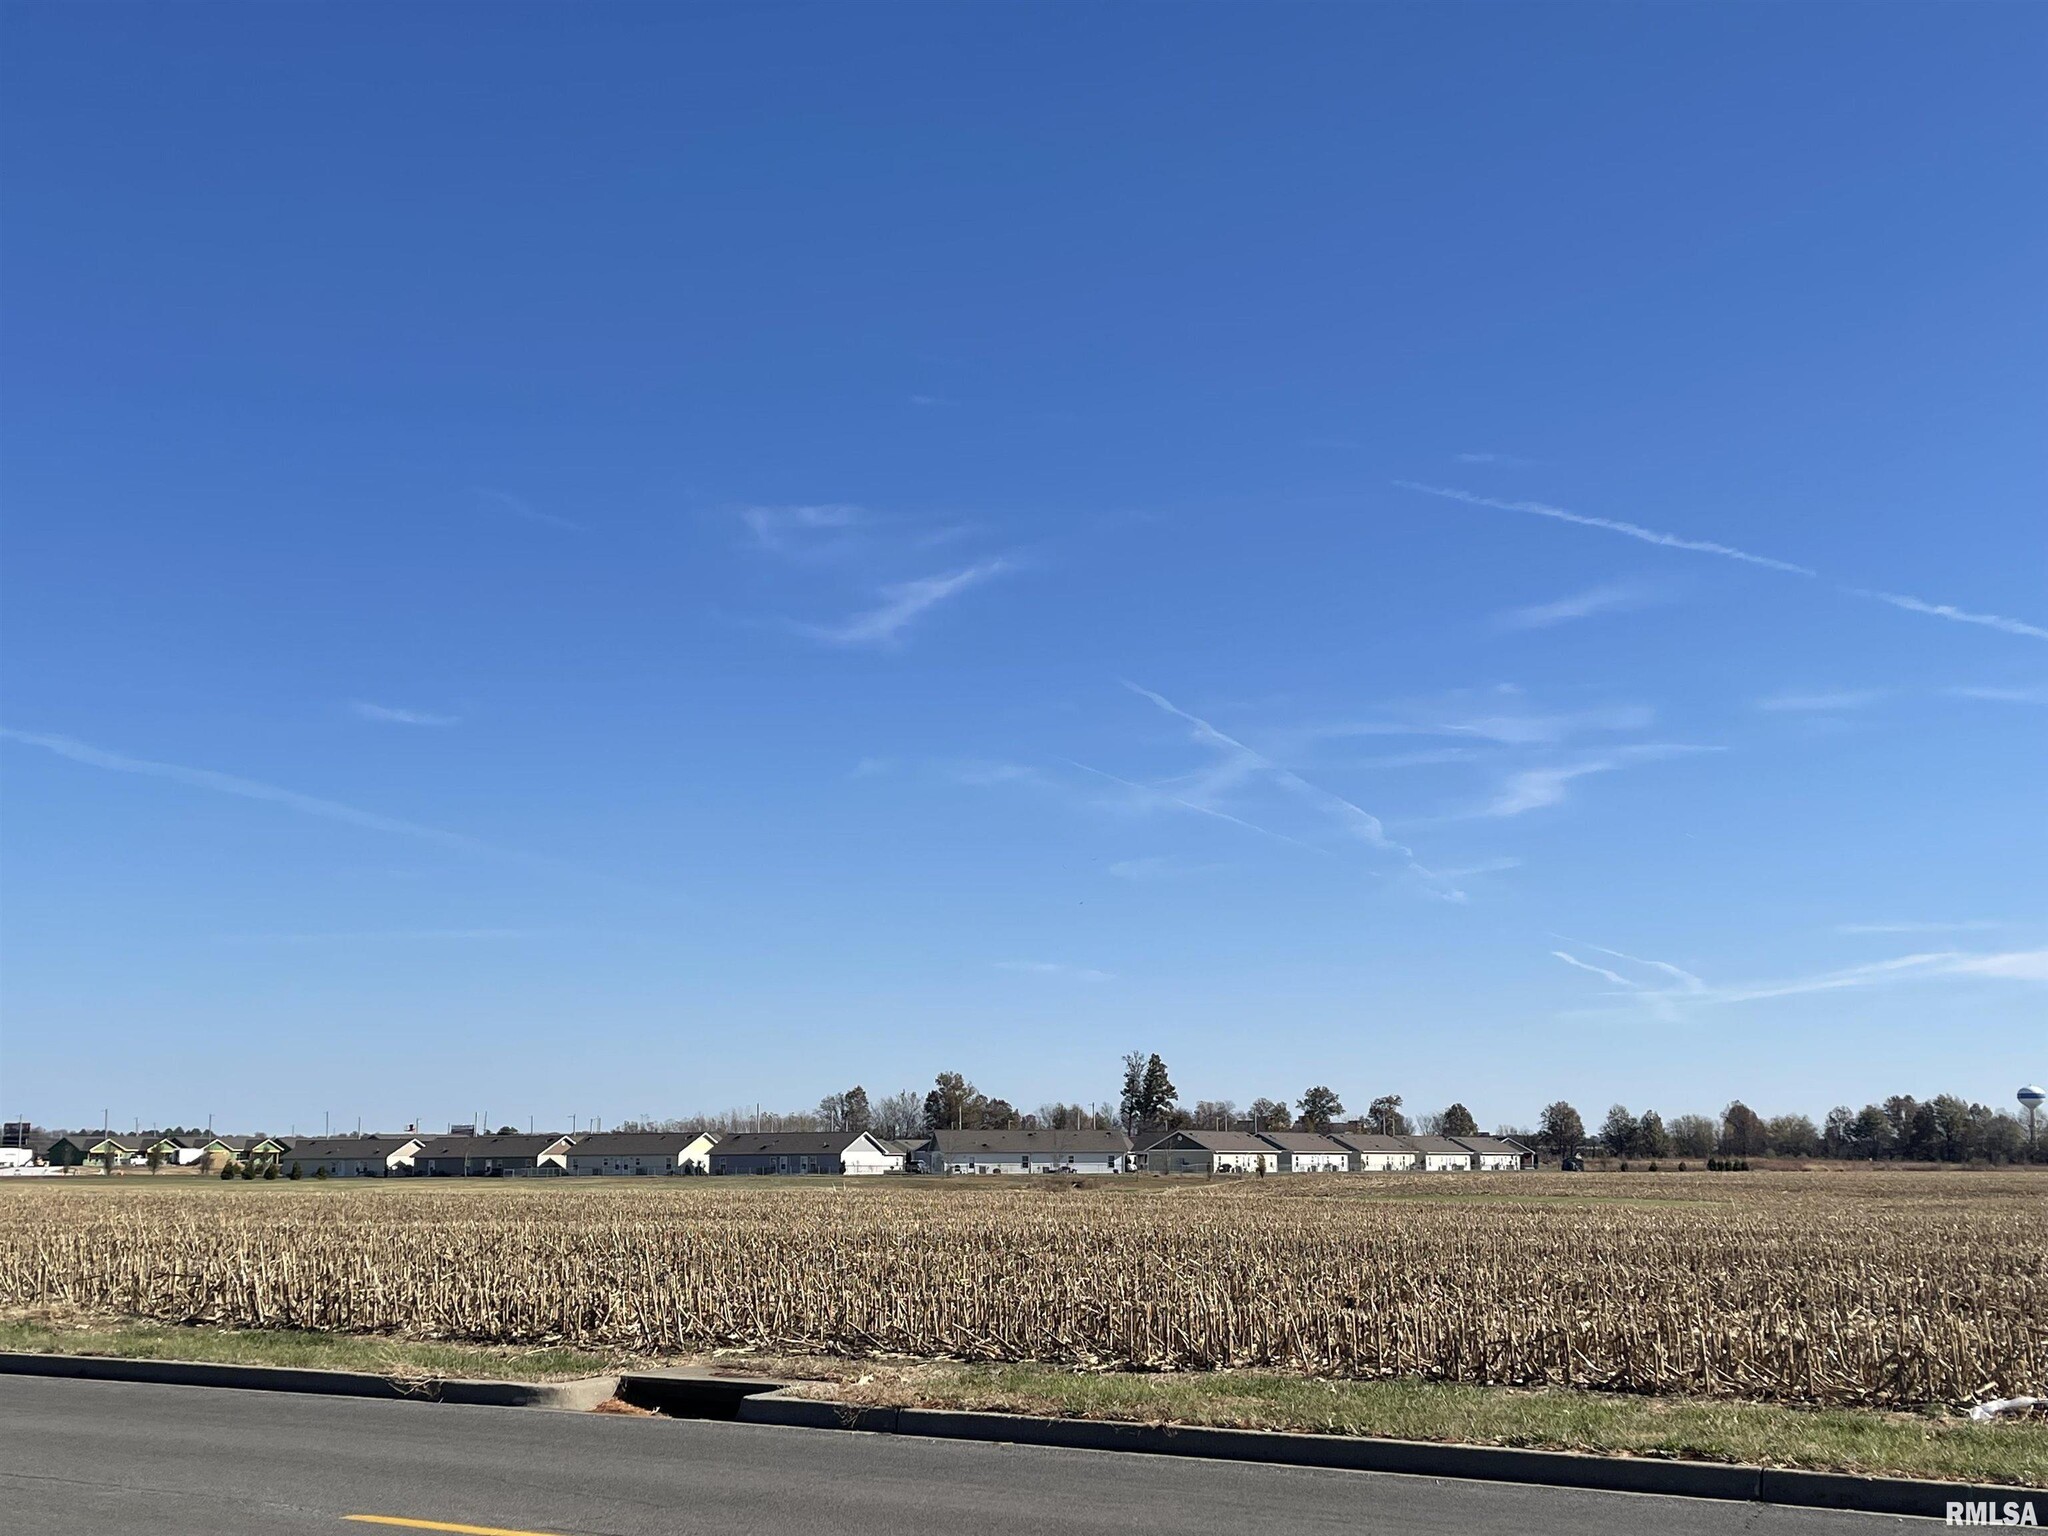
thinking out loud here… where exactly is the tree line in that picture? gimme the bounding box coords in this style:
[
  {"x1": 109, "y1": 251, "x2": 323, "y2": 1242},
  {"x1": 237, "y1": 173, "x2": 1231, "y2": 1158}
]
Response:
[
  {"x1": 1533, "y1": 1093, "x2": 2040, "y2": 1164},
  {"x1": 618, "y1": 1056, "x2": 2042, "y2": 1164}
]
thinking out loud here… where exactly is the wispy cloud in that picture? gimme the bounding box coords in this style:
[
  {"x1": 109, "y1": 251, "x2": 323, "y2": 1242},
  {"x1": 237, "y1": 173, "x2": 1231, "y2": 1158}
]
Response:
[
  {"x1": 1125, "y1": 683, "x2": 1407, "y2": 853},
  {"x1": 1551, "y1": 951, "x2": 1638, "y2": 989},
  {"x1": 1753, "y1": 690, "x2": 1887, "y2": 713},
  {"x1": 2, "y1": 728, "x2": 486, "y2": 852},
  {"x1": 350, "y1": 702, "x2": 460, "y2": 727},
  {"x1": 800, "y1": 559, "x2": 1013, "y2": 647},
  {"x1": 1835, "y1": 919, "x2": 2018, "y2": 935},
  {"x1": 995, "y1": 960, "x2": 1115, "y2": 981},
  {"x1": 1554, "y1": 941, "x2": 2048, "y2": 1011},
  {"x1": 1398, "y1": 482, "x2": 1814, "y2": 575},
  {"x1": 909, "y1": 393, "x2": 954, "y2": 408},
  {"x1": 1437, "y1": 704, "x2": 1654, "y2": 746},
  {"x1": 1852, "y1": 591, "x2": 2048, "y2": 643},
  {"x1": 1398, "y1": 483, "x2": 2048, "y2": 642},
  {"x1": 740, "y1": 503, "x2": 864, "y2": 556},
  {"x1": 1455, "y1": 451, "x2": 1533, "y2": 466},
  {"x1": 1276, "y1": 698, "x2": 1653, "y2": 752},
  {"x1": 1708, "y1": 949, "x2": 2048, "y2": 1001},
  {"x1": 1118, "y1": 682, "x2": 1468, "y2": 900},
  {"x1": 1565, "y1": 938, "x2": 1707, "y2": 994},
  {"x1": 1065, "y1": 758, "x2": 1328, "y2": 857},
  {"x1": 1548, "y1": 945, "x2": 1696, "y2": 1020},
  {"x1": 470, "y1": 487, "x2": 584, "y2": 532},
  {"x1": 1948, "y1": 684, "x2": 2048, "y2": 704},
  {"x1": 1484, "y1": 762, "x2": 1621, "y2": 817},
  {"x1": 1495, "y1": 581, "x2": 1659, "y2": 631},
  {"x1": 940, "y1": 758, "x2": 1044, "y2": 788},
  {"x1": 1471, "y1": 745, "x2": 1717, "y2": 818}
]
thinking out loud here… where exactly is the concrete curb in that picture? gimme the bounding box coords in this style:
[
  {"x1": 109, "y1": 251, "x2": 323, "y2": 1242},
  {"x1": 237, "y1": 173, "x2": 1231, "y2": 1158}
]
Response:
[
  {"x1": 0, "y1": 1351, "x2": 618, "y2": 1411},
  {"x1": 732, "y1": 1393, "x2": 2043, "y2": 1520},
  {"x1": 7, "y1": 1351, "x2": 2038, "y2": 1519}
]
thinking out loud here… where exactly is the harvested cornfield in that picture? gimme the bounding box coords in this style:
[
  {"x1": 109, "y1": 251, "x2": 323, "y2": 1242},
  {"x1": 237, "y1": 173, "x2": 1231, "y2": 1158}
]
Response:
[{"x1": 2, "y1": 1170, "x2": 2041, "y2": 1406}]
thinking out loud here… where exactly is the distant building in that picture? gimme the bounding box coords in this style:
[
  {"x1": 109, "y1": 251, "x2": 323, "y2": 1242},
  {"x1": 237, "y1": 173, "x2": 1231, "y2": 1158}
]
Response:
[
  {"x1": 408, "y1": 1134, "x2": 573, "y2": 1176},
  {"x1": 1403, "y1": 1135, "x2": 1477, "y2": 1172},
  {"x1": 282, "y1": 1136, "x2": 423, "y2": 1178},
  {"x1": 562, "y1": 1132, "x2": 719, "y2": 1176},
  {"x1": 1253, "y1": 1131, "x2": 1353, "y2": 1173},
  {"x1": 1142, "y1": 1130, "x2": 1280, "y2": 1176},
  {"x1": 1331, "y1": 1132, "x2": 1419, "y2": 1172},
  {"x1": 708, "y1": 1132, "x2": 902, "y2": 1176},
  {"x1": 200, "y1": 1136, "x2": 291, "y2": 1169},
  {"x1": 42, "y1": 1136, "x2": 91, "y2": 1168},
  {"x1": 1451, "y1": 1135, "x2": 1534, "y2": 1171},
  {"x1": 915, "y1": 1127, "x2": 1132, "y2": 1175}
]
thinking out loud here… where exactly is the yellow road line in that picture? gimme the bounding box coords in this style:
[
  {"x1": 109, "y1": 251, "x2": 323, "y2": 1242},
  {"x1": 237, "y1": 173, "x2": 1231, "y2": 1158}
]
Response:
[{"x1": 345, "y1": 1517, "x2": 581, "y2": 1536}]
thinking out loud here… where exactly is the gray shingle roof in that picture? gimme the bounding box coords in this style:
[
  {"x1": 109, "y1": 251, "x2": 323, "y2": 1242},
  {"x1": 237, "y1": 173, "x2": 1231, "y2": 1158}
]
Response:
[
  {"x1": 926, "y1": 1128, "x2": 1131, "y2": 1155},
  {"x1": 411, "y1": 1134, "x2": 571, "y2": 1159},
  {"x1": 1403, "y1": 1136, "x2": 1475, "y2": 1155},
  {"x1": 1331, "y1": 1133, "x2": 1415, "y2": 1154},
  {"x1": 711, "y1": 1133, "x2": 892, "y2": 1157},
  {"x1": 1150, "y1": 1131, "x2": 1276, "y2": 1153},
  {"x1": 282, "y1": 1137, "x2": 415, "y2": 1161},
  {"x1": 565, "y1": 1132, "x2": 713, "y2": 1157},
  {"x1": 1255, "y1": 1132, "x2": 1350, "y2": 1153}
]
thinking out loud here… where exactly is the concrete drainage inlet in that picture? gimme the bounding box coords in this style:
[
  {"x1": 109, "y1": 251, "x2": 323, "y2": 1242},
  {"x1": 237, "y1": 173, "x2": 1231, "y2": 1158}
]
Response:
[{"x1": 614, "y1": 1371, "x2": 788, "y2": 1419}]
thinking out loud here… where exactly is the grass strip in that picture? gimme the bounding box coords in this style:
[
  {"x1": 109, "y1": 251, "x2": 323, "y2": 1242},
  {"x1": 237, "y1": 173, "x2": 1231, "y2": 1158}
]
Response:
[
  {"x1": 0, "y1": 1311, "x2": 618, "y2": 1382},
  {"x1": 798, "y1": 1361, "x2": 2048, "y2": 1487}
]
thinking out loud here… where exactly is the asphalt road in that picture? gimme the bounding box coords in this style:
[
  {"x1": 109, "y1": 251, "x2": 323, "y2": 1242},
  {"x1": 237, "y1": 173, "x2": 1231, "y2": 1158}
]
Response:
[{"x1": 1, "y1": 1375, "x2": 1924, "y2": 1536}]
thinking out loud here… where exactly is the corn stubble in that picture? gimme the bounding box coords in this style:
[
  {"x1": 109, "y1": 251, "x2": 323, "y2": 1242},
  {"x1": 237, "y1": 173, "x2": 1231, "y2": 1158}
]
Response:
[{"x1": 2, "y1": 1171, "x2": 2040, "y2": 1406}]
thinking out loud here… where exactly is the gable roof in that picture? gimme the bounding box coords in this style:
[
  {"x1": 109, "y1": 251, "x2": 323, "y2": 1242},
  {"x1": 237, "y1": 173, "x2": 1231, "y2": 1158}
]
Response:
[
  {"x1": 1404, "y1": 1135, "x2": 1475, "y2": 1155},
  {"x1": 411, "y1": 1134, "x2": 571, "y2": 1160},
  {"x1": 282, "y1": 1137, "x2": 418, "y2": 1161},
  {"x1": 1450, "y1": 1135, "x2": 1528, "y2": 1156},
  {"x1": 564, "y1": 1132, "x2": 714, "y2": 1157},
  {"x1": 1331, "y1": 1133, "x2": 1415, "y2": 1154},
  {"x1": 1255, "y1": 1132, "x2": 1351, "y2": 1153},
  {"x1": 1153, "y1": 1130, "x2": 1275, "y2": 1153},
  {"x1": 710, "y1": 1132, "x2": 893, "y2": 1158},
  {"x1": 926, "y1": 1128, "x2": 1131, "y2": 1156}
]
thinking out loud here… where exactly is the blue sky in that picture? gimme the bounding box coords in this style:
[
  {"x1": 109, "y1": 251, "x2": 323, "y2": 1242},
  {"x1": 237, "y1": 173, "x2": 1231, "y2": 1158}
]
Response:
[{"x1": 3, "y1": 2, "x2": 2043, "y2": 1135}]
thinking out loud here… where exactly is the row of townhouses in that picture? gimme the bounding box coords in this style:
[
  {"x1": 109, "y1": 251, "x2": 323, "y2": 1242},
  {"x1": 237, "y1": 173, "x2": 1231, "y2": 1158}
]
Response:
[{"x1": 18, "y1": 1126, "x2": 1534, "y2": 1177}]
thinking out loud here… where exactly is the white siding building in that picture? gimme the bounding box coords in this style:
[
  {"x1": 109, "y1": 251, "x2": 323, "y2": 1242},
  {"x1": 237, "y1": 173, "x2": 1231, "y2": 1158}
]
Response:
[
  {"x1": 709, "y1": 1132, "x2": 904, "y2": 1176},
  {"x1": 1451, "y1": 1135, "x2": 1532, "y2": 1171},
  {"x1": 1332, "y1": 1133, "x2": 1418, "y2": 1171},
  {"x1": 564, "y1": 1132, "x2": 720, "y2": 1176},
  {"x1": 1254, "y1": 1131, "x2": 1353, "y2": 1173},
  {"x1": 917, "y1": 1128, "x2": 1131, "y2": 1175},
  {"x1": 1143, "y1": 1131, "x2": 1280, "y2": 1175},
  {"x1": 1405, "y1": 1135, "x2": 1477, "y2": 1172},
  {"x1": 282, "y1": 1136, "x2": 422, "y2": 1178},
  {"x1": 409, "y1": 1134, "x2": 575, "y2": 1176}
]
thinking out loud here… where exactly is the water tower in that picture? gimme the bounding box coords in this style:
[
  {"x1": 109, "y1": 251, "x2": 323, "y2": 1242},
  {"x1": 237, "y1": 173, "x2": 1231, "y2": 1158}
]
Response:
[{"x1": 2021, "y1": 1086, "x2": 2045, "y2": 1155}]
